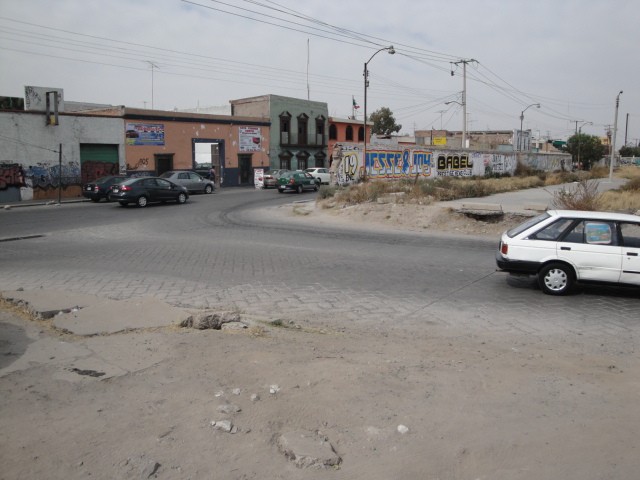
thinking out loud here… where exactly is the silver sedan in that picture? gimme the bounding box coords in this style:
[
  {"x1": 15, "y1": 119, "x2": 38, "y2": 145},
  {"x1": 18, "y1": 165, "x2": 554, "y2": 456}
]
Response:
[{"x1": 159, "y1": 171, "x2": 215, "y2": 194}]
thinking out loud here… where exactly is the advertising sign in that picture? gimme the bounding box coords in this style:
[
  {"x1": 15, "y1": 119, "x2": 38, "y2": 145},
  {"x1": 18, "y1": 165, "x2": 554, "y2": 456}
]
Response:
[
  {"x1": 254, "y1": 168, "x2": 264, "y2": 189},
  {"x1": 239, "y1": 126, "x2": 262, "y2": 152},
  {"x1": 433, "y1": 137, "x2": 447, "y2": 145},
  {"x1": 125, "y1": 123, "x2": 165, "y2": 146}
]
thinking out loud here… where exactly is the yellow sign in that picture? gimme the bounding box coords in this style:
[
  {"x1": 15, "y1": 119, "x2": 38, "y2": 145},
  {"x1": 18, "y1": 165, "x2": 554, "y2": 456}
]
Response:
[{"x1": 433, "y1": 137, "x2": 447, "y2": 145}]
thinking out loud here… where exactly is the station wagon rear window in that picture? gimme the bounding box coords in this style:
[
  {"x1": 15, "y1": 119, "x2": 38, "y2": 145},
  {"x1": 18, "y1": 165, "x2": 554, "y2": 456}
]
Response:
[
  {"x1": 506, "y1": 212, "x2": 550, "y2": 237},
  {"x1": 585, "y1": 222, "x2": 613, "y2": 245}
]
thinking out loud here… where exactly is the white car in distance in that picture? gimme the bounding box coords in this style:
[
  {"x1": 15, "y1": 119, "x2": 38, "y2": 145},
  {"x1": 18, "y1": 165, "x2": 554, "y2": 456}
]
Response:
[{"x1": 304, "y1": 168, "x2": 331, "y2": 185}]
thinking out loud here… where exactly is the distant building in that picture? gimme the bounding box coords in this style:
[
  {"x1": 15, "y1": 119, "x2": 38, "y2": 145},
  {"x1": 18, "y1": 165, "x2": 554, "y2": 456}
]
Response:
[
  {"x1": 415, "y1": 129, "x2": 515, "y2": 150},
  {"x1": 231, "y1": 94, "x2": 328, "y2": 171}
]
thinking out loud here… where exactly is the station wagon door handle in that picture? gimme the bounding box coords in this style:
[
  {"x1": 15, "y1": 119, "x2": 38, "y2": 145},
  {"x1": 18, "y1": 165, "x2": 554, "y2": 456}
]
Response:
[
  {"x1": 627, "y1": 252, "x2": 638, "y2": 256},
  {"x1": 560, "y1": 246, "x2": 571, "y2": 251}
]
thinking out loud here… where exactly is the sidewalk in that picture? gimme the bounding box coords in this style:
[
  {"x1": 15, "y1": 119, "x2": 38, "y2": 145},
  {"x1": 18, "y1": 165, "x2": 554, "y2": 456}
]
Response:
[{"x1": 442, "y1": 177, "x2": 628, "y2": 215}]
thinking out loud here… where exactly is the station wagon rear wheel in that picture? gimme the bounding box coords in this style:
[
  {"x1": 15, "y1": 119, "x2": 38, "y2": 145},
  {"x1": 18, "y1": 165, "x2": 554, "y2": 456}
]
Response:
[{"x1": 538, "y1": 262, "x2": 574, "y2": 295}]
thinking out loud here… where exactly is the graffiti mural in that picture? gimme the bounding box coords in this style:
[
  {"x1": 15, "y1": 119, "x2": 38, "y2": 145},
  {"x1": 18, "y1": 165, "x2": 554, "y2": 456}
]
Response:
[
  {"x1": 24, "y1": 162, "x2": 81, "y2": 190},
  {"x1": 470, "y1": 153, "x2": 517, "y2": 176},
  {"x1": 0, "y1": 163, "x2": 26, "y2": 190},
  {"x1": 331, "y1": 143, "x2": 572, "y2": 185},
  {"x1": 367, "y1": 149, "x2": 432, "y2": 179},
  {"x1": 331, "y1": 144, "x2": 433, "y2": 185},
  {"x1": 436, "y1": 152, "x2": 473, "y2": 177},
  {"x1": 81, "y1": 160, "x2": 119, "y2": 183}
]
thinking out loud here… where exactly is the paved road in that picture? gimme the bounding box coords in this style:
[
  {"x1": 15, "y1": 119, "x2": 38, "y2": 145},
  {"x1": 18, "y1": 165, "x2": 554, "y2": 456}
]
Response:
[{"x1": 1, "y1": 187, "x2": 638, "y2": 341}]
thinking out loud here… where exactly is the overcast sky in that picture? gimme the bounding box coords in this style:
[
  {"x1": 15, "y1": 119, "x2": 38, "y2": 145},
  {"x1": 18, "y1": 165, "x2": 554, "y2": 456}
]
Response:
[{"x1": 1, "y1": 0, "x2": 638, "y2": 146}]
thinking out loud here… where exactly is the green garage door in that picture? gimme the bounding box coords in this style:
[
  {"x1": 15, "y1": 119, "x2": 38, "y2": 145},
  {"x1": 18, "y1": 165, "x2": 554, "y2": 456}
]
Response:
[{"x1": 80, "y1": 144, "x2": 120, "y2": 183}]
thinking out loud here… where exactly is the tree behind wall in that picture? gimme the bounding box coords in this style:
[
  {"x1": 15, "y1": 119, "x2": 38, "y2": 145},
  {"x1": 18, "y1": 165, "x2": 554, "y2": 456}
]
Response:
[
  {"x1": 566, "y1": 133, "x2": 606, "y2": 170},
  {"x1": 369, "y1": 107, "x2": 402, "y2": 136}
]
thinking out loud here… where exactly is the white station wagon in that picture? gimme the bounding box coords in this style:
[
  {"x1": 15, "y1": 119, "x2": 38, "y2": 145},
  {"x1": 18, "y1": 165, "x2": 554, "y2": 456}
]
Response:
[{"x1": 496, "y1": 210, "x2": 640, "y2": 295}]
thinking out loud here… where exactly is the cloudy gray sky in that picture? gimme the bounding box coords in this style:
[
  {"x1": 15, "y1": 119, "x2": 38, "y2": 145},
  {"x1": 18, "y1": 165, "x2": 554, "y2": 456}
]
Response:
[{"x1": 1, "y1": 0, "x2": 638, "y2": 146}]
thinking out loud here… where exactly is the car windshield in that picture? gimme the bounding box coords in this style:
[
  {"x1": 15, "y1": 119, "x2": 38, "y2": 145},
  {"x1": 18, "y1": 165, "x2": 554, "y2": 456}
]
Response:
[{"x1": 506, "y1": 212, "x2": 551, "y2": 238}]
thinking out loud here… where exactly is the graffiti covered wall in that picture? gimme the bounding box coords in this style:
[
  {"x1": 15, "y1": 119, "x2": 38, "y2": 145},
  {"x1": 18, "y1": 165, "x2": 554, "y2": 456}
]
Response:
[
  {"x1": 330, "y1": 143, "x2": 570, "y2": 185},
  {"x1": 0, "y1": 111, "x2": 124, "y2": 202}
]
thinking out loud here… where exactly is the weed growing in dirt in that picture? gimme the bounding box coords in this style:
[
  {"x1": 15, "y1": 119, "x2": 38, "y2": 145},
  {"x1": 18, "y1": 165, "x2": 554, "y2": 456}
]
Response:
[
  {"x1": 317, "y1": 165, "x2": 639, "y2": 212},
  {"x1": 551, "y1": 179, "x2": 603, "y2": 210}
]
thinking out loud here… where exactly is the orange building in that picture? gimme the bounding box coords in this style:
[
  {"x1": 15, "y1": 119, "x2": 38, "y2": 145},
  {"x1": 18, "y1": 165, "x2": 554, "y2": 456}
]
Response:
[{"x1": 327, "y1": 116, "x2": 371, "y2": 166}]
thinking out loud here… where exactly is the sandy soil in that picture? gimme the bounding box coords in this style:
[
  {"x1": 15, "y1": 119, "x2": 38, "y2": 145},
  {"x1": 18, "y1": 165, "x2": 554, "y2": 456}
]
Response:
[{"x1": 1, "y1": 202, "x2": 639, "y2": 480}]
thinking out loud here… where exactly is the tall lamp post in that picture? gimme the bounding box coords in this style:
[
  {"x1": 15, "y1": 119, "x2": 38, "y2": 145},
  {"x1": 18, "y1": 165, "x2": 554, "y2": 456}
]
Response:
[
  {"x1": 577, "y1": 121, "x2": 592, "y2": 169},
  {"x1": 519, "y1": 103, "x2": 540, "y2": 151},
  {"x1": 609, "y1": 91, "x2": 623, "y2": 181},
  {"x1": 444, "y1": 99, "x2": 463, "y2": 147},
  {"x1": 363, "y1": 45, "x2": 395, "y2": 180}
]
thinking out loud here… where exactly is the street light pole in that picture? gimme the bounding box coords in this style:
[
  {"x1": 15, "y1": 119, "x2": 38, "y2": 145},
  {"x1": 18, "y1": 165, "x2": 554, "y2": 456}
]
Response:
[
  {"x1": 519, "y1": 103, "x2": 540, "y2": 151},
  {"x1": 444, "y1": 99, "x2": 463, "y2": 147},
  {"x1": 609, "y1": 91, "x2": 623, "y2": 181},
  {"x1": 363, "y1": 45, "x2": 395, "y2": 181}
]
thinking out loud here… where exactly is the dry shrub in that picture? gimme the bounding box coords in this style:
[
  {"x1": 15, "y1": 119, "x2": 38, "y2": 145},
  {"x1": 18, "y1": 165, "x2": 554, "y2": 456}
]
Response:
[
  {"x1": 587, "y1": 166, "x2": 609, "y2": 179},
  {"x1": 599, "y1": 190, "x2": 640, "y2": 213},
  {"x1": 551, "y1": 179, "x2": 602, "y2": 211},
  {"x1": 333, "y1": 180, "x2": 394, "y2": 204},
  {"x1": 621, "y1": 176, "x2": 640, "y2": 191},
  {"x1": 545, "y1": 171, "x2": 581, "y2": 185},
  {"x1": 617, "y1": 165, "x2": 640, "y2": 180}
]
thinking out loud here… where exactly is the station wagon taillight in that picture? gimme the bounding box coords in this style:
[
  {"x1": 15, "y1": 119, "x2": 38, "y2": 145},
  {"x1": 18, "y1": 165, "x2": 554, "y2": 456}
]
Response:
[{"x1": 500, "y1": 242, "x2": 508, "y2": 255}]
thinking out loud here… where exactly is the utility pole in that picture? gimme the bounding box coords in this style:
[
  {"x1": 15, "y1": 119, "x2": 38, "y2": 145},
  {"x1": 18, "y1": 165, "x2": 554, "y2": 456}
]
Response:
[
  {"x1": 609, "y1": 91, "x2": 623, "y2": 181},
  {"x1": 451, "y1": 59, "x2": 477, "y2": 148},
  {"x1": 145, "y1": 61, "x2": 159, "y2": 109},
  {"x1": 624, "y1": 113, "x2": 629, "y2": 146}
]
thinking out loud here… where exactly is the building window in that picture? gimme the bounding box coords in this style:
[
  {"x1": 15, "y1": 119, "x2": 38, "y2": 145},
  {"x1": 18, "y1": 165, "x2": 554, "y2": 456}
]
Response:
[
  {"x1": 314, "y1": 152, "x2": 326, "y2": 168},
  {"x1": 346, "y1": 125, "x2": 353, "y2": 141},
  {"x1": 279, "y1": 112, "x2": 291, "y2": 145},
  {"x1": 297, "y1": 113, "x2": 308, "y2": 145},
  {"x1": 279, "y1": 151, "x2": 292, "y2": 170},
  {"x1": 358, "y1": 126, "x2": 365, "y2": 142},
  {"x1": 315, "y1": 116, "x2": 325, "y2": 145},
  {"x1": 296, "y1": 151, "x2": 309, "y2": 171},
  {"x1": 329, "y1": 124, "x2": 337, "y2": 140}
]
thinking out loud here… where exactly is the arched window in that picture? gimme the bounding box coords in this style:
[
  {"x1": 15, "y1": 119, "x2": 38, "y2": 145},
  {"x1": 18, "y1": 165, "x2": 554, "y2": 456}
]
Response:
[
  {"x1": 346, "y1": 125, "x2": 353, "y2": 141},
  {"x1": 329, "y1": 124, "x2": 337, "y2": 140}
]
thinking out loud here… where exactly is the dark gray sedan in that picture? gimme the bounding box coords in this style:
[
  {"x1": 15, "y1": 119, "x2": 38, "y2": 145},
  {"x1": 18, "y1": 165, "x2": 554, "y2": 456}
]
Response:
[
  {"x1": 159, "y1": 171, "x2": 215, "y2": 194},
  {"x1": 109, "y1": 177, "x2": 189, "y2": 207}
]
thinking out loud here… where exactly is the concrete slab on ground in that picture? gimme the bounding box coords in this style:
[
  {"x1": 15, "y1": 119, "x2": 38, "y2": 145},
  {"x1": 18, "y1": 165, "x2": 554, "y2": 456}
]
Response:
[{"x1": 1, "y1": 290, "x2": 191, "y2": 335}]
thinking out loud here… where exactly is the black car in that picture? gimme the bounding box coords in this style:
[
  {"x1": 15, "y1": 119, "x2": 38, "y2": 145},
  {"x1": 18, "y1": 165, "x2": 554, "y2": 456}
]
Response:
[
  {"x1": 108, "y1": 177, "x2": 189, "y2": 207},
  {"x1": 82, "y1": 175, "x2": 128, "y2": 202}
]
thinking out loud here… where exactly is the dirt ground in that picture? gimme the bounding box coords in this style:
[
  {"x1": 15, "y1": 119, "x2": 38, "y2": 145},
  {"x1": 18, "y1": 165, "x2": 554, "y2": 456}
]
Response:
[{"x1": 1, "y1": 202, "x2": 639, "y2": 480}]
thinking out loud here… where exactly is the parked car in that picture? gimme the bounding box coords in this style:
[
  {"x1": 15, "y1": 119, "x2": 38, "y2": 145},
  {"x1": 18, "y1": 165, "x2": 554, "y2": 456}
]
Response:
[
  {"x1": 496, "y1": 209, "x2": 640, "y2": 295},
  {"x1": 305, "y1": 167, "x2": 331, "y2": 185},
  {"x1": 262, "y1": 169, "x2": 289, "y2": 189},
  {"x1": 159, "y1": 171, "x2": 215, "y2": 194},
  {"x1": 277, "y1": 171, "x2": 320, "y2": 194},
  {"x1": 108, "y1": 177, "x2": 189, "y2": 207},
  {"x1": 82, "y1": 175, "x2": 128, "y2": 202}
]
